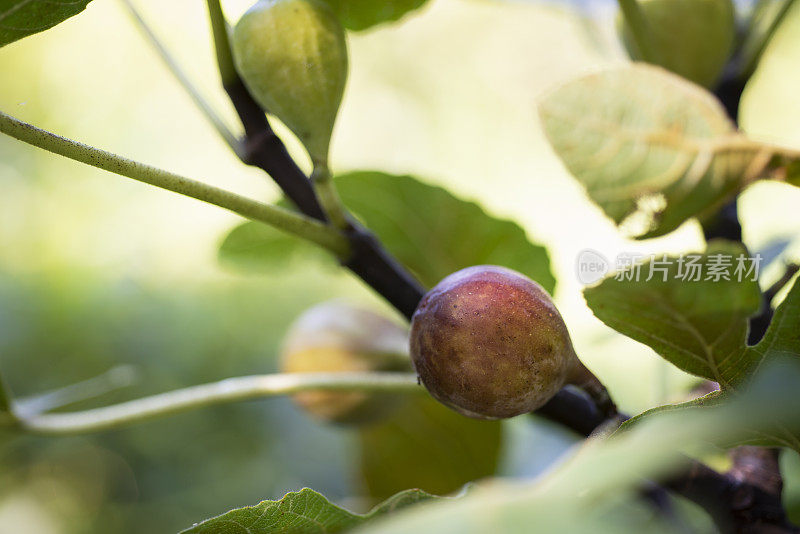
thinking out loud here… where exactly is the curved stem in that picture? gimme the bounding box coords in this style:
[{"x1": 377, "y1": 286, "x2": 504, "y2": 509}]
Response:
[
  {"x1": 11, "y1": 372, "x2": 422, "y2": 435},
  {"x1": 567, "y1": 361, "x2": 618, "y2": 419},
  {"x1": 119, "y1": 0, "x2": 239, "y2": 152},
  {"x1": 0, "y1": 110, "x2": 350, "y2": 257}
]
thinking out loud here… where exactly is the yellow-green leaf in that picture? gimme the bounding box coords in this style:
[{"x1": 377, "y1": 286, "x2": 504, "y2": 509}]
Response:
[{"x1": 539, "y1": 65, "x2": 770, "y2": 239}]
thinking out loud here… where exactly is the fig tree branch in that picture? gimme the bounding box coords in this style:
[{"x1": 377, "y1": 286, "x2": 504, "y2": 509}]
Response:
[
  {"x1": 663, "y1": 450, "x2": 799, "y2": 534},
  {"x1": 204, "y1": 0, "x2": 426, "y2": 319},
  {"x1": 535, "y1": 395, "x2": 800, "y2": 533},
  {"x1": 0, "y1": 110, "x2": 350, "y2": 257},
  {"x1": 204, "y1": 0, "x2": 327, "y2": 221}
]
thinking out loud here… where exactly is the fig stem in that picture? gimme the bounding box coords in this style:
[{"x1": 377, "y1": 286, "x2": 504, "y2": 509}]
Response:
[
  {"x1": 3, "y1": 372, "x2": 422, "y2": 435},
  {"x1": 312, "y1": 163, "x2": 350, "y2": 229},
  {"x1": 205, "y1": 0, "x2": 239, "y2": 88},
  {"x1": 120, "y1": 0, "x2": 240, "y2": 153},
  {"x1": 0, "y1": 110, "x2": 351, "y2": 258}
]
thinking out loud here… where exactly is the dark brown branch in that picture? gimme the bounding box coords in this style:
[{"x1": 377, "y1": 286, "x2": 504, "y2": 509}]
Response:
[
  {"x1": 224, "y1": 79, "x2": 328, "y2": 222},
  {"x1": 663, "y1": 450, "x2": 799, "y2": 534},
  {"x1": 534, "y1": 398, "x2": 799, "y2": 533},
  {"x1": 219, "y1": 79, "x2": 427, "y2": 321},
  {"x1": 535, "y1": 386, "x2": 607, "y2": 436}
]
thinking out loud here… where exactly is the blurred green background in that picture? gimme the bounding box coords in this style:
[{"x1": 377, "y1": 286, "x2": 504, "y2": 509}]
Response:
[{"x1": 1, "y1": 0, "x2": 799, "y2": 532}]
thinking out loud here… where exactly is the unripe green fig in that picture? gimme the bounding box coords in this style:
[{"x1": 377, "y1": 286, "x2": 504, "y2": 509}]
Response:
[
  {"x1": 617, "y1": 0, "x2": 735, "y2": 88},
  {"x1": 410, "y1": 266, "x2": 587, "y2": 420},
  {"x1": 232, "y1": 0, "x2": 348, "y2": 165},
  {"x1": 281, "y1": 301, "x2": 411, "y2": 424}
]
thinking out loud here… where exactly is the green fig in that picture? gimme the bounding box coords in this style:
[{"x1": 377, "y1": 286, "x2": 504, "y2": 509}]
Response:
[
  {"x1": 232, "y1": 0, "x2": 348, "y2": 165},
  {"x1": 410, "y1": 266, "x2": 592, "y2": 420},
  {"x1": 617, "y1": 0, "x2": 735, "y2": 88},
  {"x1": 281, "y1": 301, "x2": 412, "y2": 424}
]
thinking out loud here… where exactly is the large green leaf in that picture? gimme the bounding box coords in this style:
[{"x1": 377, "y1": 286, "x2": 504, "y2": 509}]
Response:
[
  {"x1": 584, "y1": 241, "x2": 762, "y2": 387},
  {"x1": 0, "y1": 0, "x2": 93, "y2": 48},
  {"x1": 219, "y1": 172, "x2": 555, "y2": 292},
  {"x1": 181, "y1": 487, "x2": 437, "y2": 534},
  {"x1": 320, "y1": 0, "x2": 428, "y2": 31},
  {"x1": 338, "y1": 172, "x2": 554, "y2": 291},
  {"x1": 621, "y1": 360, "x2": 800, "y2": 452},
  {"x1": 358, "y1": 395, "x2": 502, "y2": 500},
  {"x1": 619, "y1": 391, "x2": 724, "y2": 433},
  {"x1": 218, "y1": 220, "x2": 335, "y2": 272},
  {"x1": 740, "y1": 0, "x2": 800, "y2": 149},
  {"x1": 592, "y1": 247, "x2": 800, "y2": 450},
  {"x1": 356, "y1": 359, "x2": 800, "y2": 534},
  {"x1": 539, "y1": 65, "x2": 771, "y2": 239}
]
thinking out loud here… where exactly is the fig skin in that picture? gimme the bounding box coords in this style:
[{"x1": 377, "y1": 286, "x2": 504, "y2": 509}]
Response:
[
  {"x1": 281, "y1": 302, "x2": 411, "y2": 424},
  {"x1": 410, "y1": 265, "x2": 579, "y2": 420},
  {"x1": 232, "y1": 0, "x2": 347, "y2": 165}
]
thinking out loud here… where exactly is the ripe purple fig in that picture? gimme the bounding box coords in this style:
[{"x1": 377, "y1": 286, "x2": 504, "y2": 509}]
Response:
[{"x1": 410, "y1": 265, "x2": 592, "y2": 419}]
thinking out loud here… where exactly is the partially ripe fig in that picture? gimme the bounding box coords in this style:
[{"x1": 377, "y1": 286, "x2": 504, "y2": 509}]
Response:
[
  {"x1": 232, "y1": 0, "x2": 348, "y2": 165},
  {"x1": 617, "y1": 0, "x2": 735, "y2": 88},
  {"x1": 281, "y1": 302, "x2": 411, "y2": 424},
  {"x1": 410, "y1": 266, "x2": 584, "y2": 420}
]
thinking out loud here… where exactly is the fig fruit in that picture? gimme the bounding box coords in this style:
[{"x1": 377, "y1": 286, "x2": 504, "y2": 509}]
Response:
[
  {"x1": 232, "y1": 0, "x2": 348, "y2": 165},
  {"x1": 617, "y1": 0, "x2": 735, "y2": 88},
  {"x1": 281, "y1": 301, "x2": 411, "y2": 424},
  {"x1": 410, "y1": 265, "x2": 585, "y2": 419}
]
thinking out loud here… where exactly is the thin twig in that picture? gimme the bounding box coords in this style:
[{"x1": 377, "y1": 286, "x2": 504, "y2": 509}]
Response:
[
  {"x1": 0, "y1": 110, "x2": 350, "y2": 257},
  {"x1": 10, "y1": 372, "x2": 421, "y2": 435},
  {"x1": 14, "y1": 365, "x2": 139, "y2": 418},
  {"x1": 311, "y1": 164, "x2": 349, "y2": 229},
  {"x1": 119, "y1": 0, "x2": 240, "y2": 152}
]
